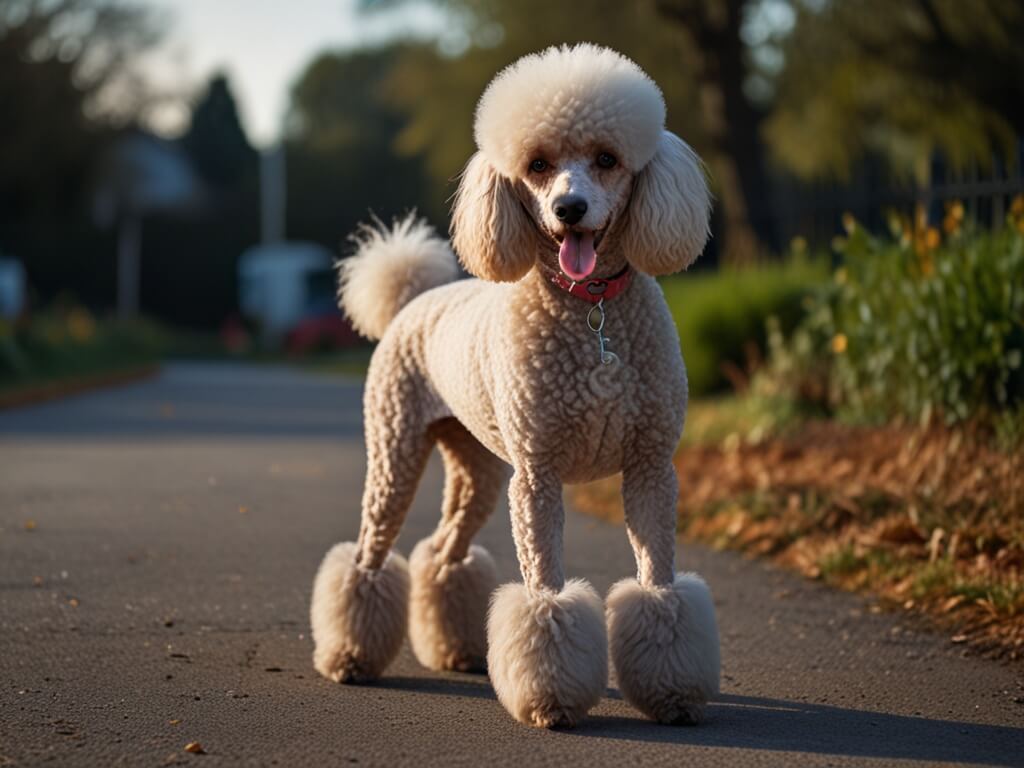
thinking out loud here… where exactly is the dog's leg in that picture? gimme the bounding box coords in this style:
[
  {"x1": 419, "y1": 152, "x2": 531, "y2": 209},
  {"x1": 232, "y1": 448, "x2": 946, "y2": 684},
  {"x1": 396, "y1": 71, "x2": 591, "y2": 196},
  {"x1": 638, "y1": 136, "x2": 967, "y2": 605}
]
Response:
[
  {"x1": 606, "y1": 459, "x2": 721, "y2": 724},
  {"x1": 487, "y1": 468, "x2": 607, "y2": 728},
  {"x1": 310, "y1": 372, "x2": 433, "y2": 683},
  {"x1": 408, "y1": 418, "x2": 507, "y2": 672}
]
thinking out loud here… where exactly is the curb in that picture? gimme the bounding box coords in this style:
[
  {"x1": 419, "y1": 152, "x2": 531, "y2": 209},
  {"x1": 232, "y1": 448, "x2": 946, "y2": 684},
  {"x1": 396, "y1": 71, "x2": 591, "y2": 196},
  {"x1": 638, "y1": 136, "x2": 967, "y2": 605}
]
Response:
[{"x1": 0, "y1": 364, "x2": 161, "y2": 411}]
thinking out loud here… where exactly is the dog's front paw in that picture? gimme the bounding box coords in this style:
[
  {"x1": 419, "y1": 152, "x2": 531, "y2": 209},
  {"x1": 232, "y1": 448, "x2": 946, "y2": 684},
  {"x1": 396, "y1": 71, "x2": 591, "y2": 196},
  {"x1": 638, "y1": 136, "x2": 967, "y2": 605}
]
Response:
[
  {"x1": 487, "y1": 580, "x2": 607, "y2": 728},
  {"x1": 607, "y1": 573, "x2": 720, "y2": 724},
  {"x1": 310, "y1": 542, "x2": 409, "y2": 683},
  {"x1": 409, "y1": 538, "x2": 497, "y2": 672}
]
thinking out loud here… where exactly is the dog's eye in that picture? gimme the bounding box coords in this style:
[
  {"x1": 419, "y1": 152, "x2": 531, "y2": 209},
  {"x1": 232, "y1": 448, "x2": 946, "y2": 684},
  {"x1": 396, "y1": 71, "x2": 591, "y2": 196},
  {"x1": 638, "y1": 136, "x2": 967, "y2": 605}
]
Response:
[
  {"x1": 596, "y1": 152, "x2": 617, "y2": 169},
  {"x1": 529, "y1": 159, "x2": 548, "y2": 173}
]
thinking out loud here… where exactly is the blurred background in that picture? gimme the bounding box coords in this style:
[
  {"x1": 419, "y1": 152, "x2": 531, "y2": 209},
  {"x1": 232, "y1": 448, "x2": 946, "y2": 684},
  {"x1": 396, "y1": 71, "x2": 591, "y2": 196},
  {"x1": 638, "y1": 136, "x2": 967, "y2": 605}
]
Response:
[
  {"x1": 2, "y1": 0, "x2": 1023, "y2": 656},
  {"x1": 1, "y1": 0, "x2": 1022, "y2": 387}
]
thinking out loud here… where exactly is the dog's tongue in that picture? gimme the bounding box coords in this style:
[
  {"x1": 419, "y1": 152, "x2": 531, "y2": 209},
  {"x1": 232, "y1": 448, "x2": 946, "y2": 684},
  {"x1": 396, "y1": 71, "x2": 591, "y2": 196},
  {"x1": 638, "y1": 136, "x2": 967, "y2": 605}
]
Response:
[{"x1": 558, "y1": 231, "x2": 597, "y2": 281}]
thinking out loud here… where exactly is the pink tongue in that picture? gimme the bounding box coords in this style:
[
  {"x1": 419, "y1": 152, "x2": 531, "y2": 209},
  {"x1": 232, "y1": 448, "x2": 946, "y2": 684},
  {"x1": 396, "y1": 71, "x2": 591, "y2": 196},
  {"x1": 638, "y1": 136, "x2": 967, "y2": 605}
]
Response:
[{"x1": 558, "y1": 231, "x2": 597, "y2": 280}]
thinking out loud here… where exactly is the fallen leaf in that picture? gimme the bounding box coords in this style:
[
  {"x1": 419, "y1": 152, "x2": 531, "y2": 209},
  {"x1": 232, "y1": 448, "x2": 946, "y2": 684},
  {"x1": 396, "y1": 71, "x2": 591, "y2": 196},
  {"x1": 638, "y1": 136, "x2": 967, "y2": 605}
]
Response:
[
  {"x1": 169, "y1": 719, "x2": 181, "y2": 726},
  {"x1": 941, "y1": 595, "x2": 966, "y2": 613},
  {"x1": 67, "y1": 598, "x2": 79, "y2": 608},
  {"x1": 23, "y1": 520, "x2": 36, "y2": 531},
  {"x1": 183, "y1": 742, "x2": 205, "y2": 754},
  {"x1": 951, "y1": 634, "x2": 969, "y2": 644}
]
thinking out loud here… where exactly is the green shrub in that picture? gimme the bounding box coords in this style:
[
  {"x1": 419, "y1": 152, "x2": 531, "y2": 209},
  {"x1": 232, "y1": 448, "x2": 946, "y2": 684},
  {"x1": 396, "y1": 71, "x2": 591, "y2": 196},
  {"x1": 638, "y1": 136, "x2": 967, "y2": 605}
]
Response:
[
  {"x1": 660, "y1": 257, "x2": 827, "y2": 396},
  {"x1": 763, "y1": 217, "x2": 1024, "y2": 426},
  {"x1": 0, "y1": 307, "x2": 166, "y2": 389}
]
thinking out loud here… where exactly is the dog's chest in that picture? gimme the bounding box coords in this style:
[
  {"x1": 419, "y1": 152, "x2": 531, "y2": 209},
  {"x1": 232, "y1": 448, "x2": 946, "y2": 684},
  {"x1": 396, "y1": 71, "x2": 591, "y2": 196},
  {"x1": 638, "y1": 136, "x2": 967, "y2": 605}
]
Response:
[{"x1": 513, "y1": 309, "x2": 645, "y2": 482}]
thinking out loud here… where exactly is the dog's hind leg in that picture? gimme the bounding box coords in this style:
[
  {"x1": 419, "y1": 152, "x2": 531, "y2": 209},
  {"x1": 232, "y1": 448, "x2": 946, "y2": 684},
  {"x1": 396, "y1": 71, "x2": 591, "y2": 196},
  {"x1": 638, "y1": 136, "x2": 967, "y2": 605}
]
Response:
[
  {"x1": 486, "y1": 468, "x2": 608, "y2": 728},
  {"x1": 408, "y1": 418, "x2": 508, "y2": 672},
  {"x1": 311, "y1": 360, "x2": 434, "y2": 684},
  {"x1": 606, "y1": 458, "x2": 721, "y2": 724}
]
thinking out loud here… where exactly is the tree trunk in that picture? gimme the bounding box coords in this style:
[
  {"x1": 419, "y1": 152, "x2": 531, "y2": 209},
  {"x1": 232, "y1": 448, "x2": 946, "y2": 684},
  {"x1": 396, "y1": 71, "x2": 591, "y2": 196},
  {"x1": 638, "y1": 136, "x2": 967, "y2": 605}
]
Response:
[{"x1": 657, "y1": 0, "x2": 775, "y2": 265}]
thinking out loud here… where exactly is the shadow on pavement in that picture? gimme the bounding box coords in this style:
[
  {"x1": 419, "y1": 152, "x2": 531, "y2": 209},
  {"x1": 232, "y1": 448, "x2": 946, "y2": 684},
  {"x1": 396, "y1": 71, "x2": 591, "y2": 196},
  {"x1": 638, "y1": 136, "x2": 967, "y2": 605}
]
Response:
[
  {"x1": 574, "y1": 693, "x2": 1024, "y2": 766},
  {"x1": 371, "y1": 675, "x2": 497, "y2": 700},
  {"x1": 367, "y1": 675, "x2": 1024, "y2": 765}
]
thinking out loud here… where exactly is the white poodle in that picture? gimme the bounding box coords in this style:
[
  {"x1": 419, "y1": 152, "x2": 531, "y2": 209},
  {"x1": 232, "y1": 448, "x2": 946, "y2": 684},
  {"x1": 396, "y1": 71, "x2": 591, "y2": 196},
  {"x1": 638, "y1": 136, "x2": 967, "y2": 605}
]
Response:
[{"x1": 310, "y1": 43, "x2": 720, "y2": 728}]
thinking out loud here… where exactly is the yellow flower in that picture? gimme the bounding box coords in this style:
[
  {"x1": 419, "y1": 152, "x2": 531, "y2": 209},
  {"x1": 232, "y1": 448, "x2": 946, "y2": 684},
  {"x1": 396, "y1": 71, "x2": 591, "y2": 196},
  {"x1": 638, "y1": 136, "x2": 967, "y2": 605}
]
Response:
[
  {"x1": 831, "y1": 333, "x2": 848, "y2": 354},
  {"x1": 920, "y1": 254, "x2": 935, "y2": 277},
  {"x1": 948, "y1": 200, "x2": 965, "y2": 222},
  {"x1": 925, "y1": 227, "x2": 941, "y2": 250},
  {"x1": 915, "y1": 203, "x2": 928, "y2": 232},
  {"x1": 67, "y1": 308, "x2": 96, "y2": 343},
  {"x1": 834, "y1": 267, "x2": 848, "y2": 285},
  {"x1": 842, "y1": 212, "x2": 857, "y2": 234},
  {"x1": 1011, "y1": 194, "x2": 1024, "y2": 218}
]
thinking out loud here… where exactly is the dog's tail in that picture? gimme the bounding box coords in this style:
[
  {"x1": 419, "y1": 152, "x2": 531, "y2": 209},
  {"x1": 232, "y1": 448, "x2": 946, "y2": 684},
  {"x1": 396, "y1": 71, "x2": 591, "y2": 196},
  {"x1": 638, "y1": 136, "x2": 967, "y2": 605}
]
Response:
[{"x1": 337, "y1": 213, "x2": 459, "y2": 341}]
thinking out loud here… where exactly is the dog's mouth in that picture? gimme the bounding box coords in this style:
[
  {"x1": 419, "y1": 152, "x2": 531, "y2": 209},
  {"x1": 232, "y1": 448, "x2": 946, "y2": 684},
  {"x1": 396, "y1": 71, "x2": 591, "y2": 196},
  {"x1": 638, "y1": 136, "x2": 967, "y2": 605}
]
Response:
[{"x1": 550, "y1": 226, "x2": 607, "y2": 281}]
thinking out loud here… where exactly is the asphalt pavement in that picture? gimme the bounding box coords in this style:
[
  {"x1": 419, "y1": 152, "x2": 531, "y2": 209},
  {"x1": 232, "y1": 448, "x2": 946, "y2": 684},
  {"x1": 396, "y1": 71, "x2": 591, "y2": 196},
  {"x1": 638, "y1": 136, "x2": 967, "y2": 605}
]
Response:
[{"x1": 1, "y1": 362, "x2": 1022, "y2": 767}]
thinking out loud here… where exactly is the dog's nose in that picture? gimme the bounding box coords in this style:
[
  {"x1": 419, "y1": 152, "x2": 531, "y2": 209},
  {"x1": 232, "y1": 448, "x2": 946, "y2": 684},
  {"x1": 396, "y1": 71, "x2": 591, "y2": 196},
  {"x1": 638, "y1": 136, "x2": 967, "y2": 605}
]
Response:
[{"x1": 553, "y1": 195, "x2": 588, "y2": 226}]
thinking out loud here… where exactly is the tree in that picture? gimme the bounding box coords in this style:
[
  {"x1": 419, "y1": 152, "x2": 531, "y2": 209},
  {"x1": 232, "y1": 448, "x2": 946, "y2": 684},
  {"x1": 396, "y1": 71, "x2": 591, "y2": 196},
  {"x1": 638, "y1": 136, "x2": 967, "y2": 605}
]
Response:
[
  {"x1": 367, "y1": 0, "x2": 763, "y2": 264},
  {"x1": 655, "y1": 0, "x2": 775, "y2": 263},
  {"x1": 764, "y1": 0, "x2": 1024, "y2": 182},
  {"x1": 284, "y1": 46, "x2": 436, "y2": 248},
  {"x1": 0, "y1": 0, "x2": 162, "y2": 307},
  {"x1": 183, "y1": 74, "x2": 258, "y2": 189}
]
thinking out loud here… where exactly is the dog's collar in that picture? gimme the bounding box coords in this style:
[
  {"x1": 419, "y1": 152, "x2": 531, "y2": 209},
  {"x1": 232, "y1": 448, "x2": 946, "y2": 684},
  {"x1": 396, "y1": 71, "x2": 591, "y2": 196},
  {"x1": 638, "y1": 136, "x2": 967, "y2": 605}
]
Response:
[{"x1": 541, "y1": 264, "x2": 633, "y2": 304}]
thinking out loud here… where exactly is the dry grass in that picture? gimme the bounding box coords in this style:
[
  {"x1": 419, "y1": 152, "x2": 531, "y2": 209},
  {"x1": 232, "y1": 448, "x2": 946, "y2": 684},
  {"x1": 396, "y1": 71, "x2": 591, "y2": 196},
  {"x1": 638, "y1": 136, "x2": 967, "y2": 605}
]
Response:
[{"x1": 571, "y1": 410, "x2": 1024, "y2": 660}]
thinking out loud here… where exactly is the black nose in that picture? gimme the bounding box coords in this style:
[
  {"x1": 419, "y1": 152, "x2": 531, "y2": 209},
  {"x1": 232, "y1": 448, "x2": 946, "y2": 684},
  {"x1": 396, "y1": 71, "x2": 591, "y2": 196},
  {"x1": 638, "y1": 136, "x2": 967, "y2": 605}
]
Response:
[{"x1": 553, "y1": 195, "x2": 588, "y2": 226}]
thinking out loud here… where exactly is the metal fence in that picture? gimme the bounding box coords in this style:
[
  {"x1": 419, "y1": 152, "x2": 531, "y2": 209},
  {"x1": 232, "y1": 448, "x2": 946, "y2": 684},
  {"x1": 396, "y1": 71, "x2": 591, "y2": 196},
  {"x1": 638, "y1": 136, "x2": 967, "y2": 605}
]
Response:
[{"x1": 768, "y1": 139, "x2": 1024, "y2": 249}]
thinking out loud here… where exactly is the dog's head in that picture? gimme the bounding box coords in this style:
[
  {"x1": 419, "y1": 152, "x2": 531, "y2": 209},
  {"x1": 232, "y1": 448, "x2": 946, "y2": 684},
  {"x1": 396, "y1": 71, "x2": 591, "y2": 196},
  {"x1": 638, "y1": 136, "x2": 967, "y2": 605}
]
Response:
[{"x1": 451, "y1": 44, "x2": 711, "y2": 283}]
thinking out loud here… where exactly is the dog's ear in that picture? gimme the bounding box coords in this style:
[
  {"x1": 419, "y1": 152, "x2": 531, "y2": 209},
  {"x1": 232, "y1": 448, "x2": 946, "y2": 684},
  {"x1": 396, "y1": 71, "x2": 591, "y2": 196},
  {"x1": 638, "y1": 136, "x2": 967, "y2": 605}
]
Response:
[
  {"x1": 450, "y1": 152, "x2": 536, "y2": 282},
  {"x1": 620, "y1": 131, "x2": 712, "y2": 276}
]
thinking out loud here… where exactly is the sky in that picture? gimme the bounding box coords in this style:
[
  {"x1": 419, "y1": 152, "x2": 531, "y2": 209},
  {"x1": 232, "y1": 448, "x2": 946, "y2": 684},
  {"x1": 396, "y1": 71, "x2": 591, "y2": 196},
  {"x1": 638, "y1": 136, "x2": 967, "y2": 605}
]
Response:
[{"x1": 145, "y1": 0, "x2": 444, "y2": 147}]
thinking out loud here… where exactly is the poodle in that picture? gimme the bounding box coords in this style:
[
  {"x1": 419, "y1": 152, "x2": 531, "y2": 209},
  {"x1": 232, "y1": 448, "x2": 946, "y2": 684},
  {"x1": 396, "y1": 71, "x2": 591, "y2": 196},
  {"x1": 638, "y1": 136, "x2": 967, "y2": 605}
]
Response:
[{"x1": 310, "y1": 43, "x2": 720, "y2": 728}]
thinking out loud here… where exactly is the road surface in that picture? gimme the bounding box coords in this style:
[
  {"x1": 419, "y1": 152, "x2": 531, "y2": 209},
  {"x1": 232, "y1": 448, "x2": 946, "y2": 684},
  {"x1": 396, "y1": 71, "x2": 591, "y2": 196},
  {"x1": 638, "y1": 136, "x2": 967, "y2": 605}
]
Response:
[{"x1": 1, "y1": 363, "x2": 1022, "y2": 766}]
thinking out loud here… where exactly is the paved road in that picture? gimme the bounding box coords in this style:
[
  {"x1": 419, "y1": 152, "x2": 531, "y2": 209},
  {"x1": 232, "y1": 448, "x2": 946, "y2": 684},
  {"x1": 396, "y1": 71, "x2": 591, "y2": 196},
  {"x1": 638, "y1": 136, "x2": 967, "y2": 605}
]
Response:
[{"x1": 1, "y1": 363, "x2": 1022, "y2": 767}]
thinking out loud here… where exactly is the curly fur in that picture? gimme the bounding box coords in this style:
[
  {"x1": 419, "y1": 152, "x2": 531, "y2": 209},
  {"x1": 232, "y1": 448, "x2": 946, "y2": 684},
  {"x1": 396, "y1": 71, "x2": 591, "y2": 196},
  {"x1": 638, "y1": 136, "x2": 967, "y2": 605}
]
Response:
[
  {"x1": 311, "y1": 44, "x2": 720, "y2": 728},
  {"x1": 606, "y1": 573, "x2": 721, "y2": 723},
  {"x1": 409, "y1": 538, "x2": 497, "y2": 672},
  {"x1": 310, "y1": 542, "x2": 409, "y2": 682},
  {"x1": 450, "y1": 152, "x2": 537, "y2": 282},
  {"x1": 475, "y1": 44, "x2": 665, "y2": 176},
  {"x1": 620, "y1": 131, "x2": 712, "y2": 275},
  {"x1": 487, "y1": 580, "x2": 608, "y2": 728},
  {"x1": 338, "y1": 214, "x2": 458, "y2": 340}
]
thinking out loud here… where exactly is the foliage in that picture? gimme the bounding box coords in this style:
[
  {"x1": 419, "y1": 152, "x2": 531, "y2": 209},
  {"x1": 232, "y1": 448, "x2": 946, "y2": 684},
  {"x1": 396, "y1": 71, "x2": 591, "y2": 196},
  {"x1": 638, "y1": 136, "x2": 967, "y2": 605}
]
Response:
[
  {"x1": 0, "y1": 0, "x2": 163, "y2": 309},
  {"x1": 285, "y1": 46, "x2": 439, "y2": 245},
  {"x1": 762, "y1": 205, "x2": 1024, "y2": 427},
  {"x1": 379, "y1": 0, "x2": 702, "y2": 202},
  {"x1": 0, "y1": 305, "x2": 165, "y2": 391},
  {"x1": 660, "y1": 256, "x2": 826, "y2": 396},
  {"x1": 183, "y1": 74, "x2": 258, "y2": 189},
  {"x1": 765, "y1": 0, "x2": 1024, "y2": 181}
]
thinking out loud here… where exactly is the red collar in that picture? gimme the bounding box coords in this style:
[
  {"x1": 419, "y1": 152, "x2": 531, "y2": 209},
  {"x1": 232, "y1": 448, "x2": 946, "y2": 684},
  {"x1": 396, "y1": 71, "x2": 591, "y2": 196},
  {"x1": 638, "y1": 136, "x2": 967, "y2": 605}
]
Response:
[{"x1": 542, "y1": 264, "x2": 633, "y2": 304}]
